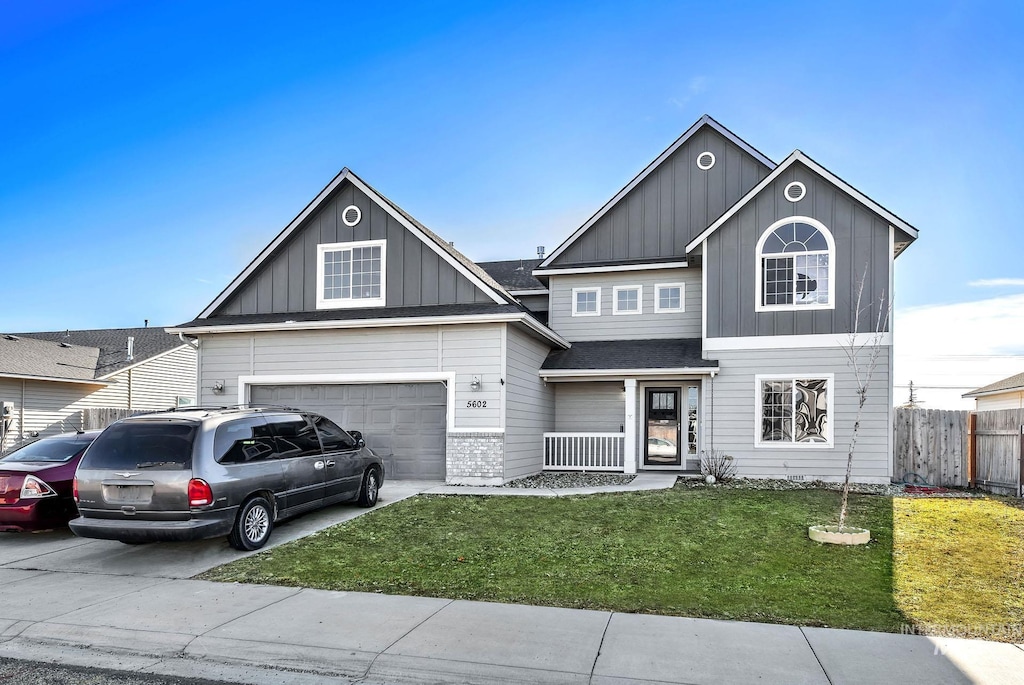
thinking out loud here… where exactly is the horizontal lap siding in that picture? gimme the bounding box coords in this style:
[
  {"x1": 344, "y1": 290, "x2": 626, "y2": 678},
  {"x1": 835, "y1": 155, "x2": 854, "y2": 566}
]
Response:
[
  {"x1": 119, "y1": 346, "x2": 198, "y2": 409},
  {"x1": 555, "y1": 382, "x2": 625, "y2": 433},
  {"x1": 0, "y1": 377, "x2": 131, "y2": 448},
  {"x1": 198, "y1": 324, "x2": 503, "y2": 430},
  {"x1": 503, "y1": 326, "x2": 554, "y2": 479},
  {"x1": 548, "y1": 269, "x2": 701, "y2": 342},
  {"x1": 709, "y1": 346, "x2": 892, "y2": 481}
]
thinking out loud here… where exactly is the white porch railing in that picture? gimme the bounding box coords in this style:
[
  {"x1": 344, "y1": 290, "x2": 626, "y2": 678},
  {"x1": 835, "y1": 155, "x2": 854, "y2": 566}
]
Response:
[{"x1": 543, "y1": 432, "x2": 625, "y2": 471}]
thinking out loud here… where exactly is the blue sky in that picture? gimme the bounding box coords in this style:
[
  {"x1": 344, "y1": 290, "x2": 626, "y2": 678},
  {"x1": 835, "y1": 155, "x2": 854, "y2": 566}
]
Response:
[{"x1": 2, "y1": 1, "x2": 1023, "y2": 406}]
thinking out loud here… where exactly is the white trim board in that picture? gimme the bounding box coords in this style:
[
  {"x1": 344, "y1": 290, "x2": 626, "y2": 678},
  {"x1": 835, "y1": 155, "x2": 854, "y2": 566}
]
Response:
[
  {"x1": 0, "y1": 373, "x2": 109, "y2": 386},
  {"x1": 540, "y1": 115, "x2": 774, "y2": 268},
  {"x1": 704, "y1": 333, "x2": 893, "y2": 351},
  {"x1": 686, "y1": 150, "x2": 919, "y2": 254},
  {"x1": 540, "y1": 367, "x2": 718, "y2": 381},
  {"x1": 534, "y1": 261, "x2": 689, "y2": 277},
  {"x1": 199, "y1": 168, "x2": 508, "y2": 318},
  {"x1": 168, "y1": 312, "x2": 571, "y2": 349}
]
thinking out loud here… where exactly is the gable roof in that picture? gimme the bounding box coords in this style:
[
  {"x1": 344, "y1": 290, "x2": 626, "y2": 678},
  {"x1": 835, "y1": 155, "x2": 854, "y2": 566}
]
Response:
[
  {"x1": 686, "y1": 150, "x2": 920, "y2": 255},
  {"x1": 198, "y1": 168, "x2": 513, "y2": 319},
  {"x1": 963, "y1": 370, "x2": 1024, "y2": 398},
  {"x1": 3, "y1": 327, "x2": 190, "y2": 382},
  {"x1": 538, "y1": 115, "x2": 775, "y2": 269},
  {"x1": 477, "y1": 259, "x2": 545, "y2": 292}
]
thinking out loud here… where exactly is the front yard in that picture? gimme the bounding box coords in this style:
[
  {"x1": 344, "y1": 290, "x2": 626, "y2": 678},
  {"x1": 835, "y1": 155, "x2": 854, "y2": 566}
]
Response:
[{"x1": 201, "y1": 485, "x2": 1024, "y2": 641}]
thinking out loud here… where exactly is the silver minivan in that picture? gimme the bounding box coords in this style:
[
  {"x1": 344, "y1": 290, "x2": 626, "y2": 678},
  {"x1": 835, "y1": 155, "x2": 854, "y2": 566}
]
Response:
[{"x1": 69, "y1": 406, "x2": 384, "y2": 550}]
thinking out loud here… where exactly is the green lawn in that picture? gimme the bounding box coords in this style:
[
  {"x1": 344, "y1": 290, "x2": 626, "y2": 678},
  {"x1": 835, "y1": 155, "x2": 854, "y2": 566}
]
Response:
[{"x1": 200, "y1": 486, "x2": 1024, "y2": 640}]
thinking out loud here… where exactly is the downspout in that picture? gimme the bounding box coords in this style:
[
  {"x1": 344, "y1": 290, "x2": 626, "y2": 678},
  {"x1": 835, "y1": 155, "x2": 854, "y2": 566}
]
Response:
[
  {"x1": 20, "y1": 380, "x2": 25, "y2": 442},
  {"x1": 128, "y1": 369, "x2": 133, "y2": 411}
]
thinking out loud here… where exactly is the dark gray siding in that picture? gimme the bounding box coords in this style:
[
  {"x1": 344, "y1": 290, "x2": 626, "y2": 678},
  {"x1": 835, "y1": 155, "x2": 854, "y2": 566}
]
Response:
[
  {"x1": 215, "y1": 180, "x2": 491, "y2": 316},
  {"x1": 706, "y1": 162, "x2": 891, "y2": 337},
  {"x1": 548, "y1": 126, "x2": 770, "y2": 266}
]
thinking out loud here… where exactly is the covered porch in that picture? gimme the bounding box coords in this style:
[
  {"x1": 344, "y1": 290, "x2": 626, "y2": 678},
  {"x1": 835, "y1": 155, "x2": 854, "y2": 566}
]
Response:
[{"x1": 538, "y1": 339, "x2": 718, "y2": 474}]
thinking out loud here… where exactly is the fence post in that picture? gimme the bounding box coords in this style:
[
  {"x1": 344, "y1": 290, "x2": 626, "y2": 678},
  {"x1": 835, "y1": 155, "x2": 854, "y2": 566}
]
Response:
[
  {"x1": 967, "y1": 412, "x2": 977, "y2": 488},
  {"x1": 1019, "y1": 424, "x2": 1024, "y2": 498}
]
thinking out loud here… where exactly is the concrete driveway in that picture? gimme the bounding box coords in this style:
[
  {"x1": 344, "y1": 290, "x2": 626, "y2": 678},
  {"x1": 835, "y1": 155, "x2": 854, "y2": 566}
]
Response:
[{"x1": 0, "y1": 480, "x2": 437, "y2": 579}]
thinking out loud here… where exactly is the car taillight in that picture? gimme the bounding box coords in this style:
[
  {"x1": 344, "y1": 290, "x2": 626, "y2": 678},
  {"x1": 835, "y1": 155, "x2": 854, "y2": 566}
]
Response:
[
  {"x1": 188, "y1": 478, "x2": 213, "y2": 507},
  {"x1": 21, "y1": 476, "x2": 57, "y2": 499},
  {"x1": 73, "y1": 476, "x2": 79, "y2": 502}
]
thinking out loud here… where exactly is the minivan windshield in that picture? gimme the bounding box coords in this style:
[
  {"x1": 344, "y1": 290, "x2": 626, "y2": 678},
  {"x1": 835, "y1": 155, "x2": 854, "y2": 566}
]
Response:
[
  {"x1": 1, "y1": 436, "x2": 93, "y2": 463},
  {"x1": 81, "y1": 421, "x2": 197, "y2": 470}
]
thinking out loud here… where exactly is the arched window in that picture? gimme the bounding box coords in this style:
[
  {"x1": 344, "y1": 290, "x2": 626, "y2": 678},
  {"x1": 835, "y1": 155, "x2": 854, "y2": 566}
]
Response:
[{"x1": 755, "y1": 217, "x2": 835, "y2": 310}]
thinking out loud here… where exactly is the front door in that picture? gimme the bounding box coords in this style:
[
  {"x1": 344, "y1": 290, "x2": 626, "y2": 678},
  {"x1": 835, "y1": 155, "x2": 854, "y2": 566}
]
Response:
[{"x1": 645, "y1": 388, "x2": 681, "y2": 467}]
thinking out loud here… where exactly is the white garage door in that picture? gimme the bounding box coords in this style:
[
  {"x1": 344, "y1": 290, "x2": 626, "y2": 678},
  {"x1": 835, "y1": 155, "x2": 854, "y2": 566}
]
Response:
[{"x1": 249, "y1": 383, "x2": 447, "y2": 480}]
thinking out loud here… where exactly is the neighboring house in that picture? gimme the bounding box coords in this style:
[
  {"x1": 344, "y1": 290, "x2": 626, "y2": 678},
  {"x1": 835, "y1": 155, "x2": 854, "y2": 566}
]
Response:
[
  {"x1": 963, "y1": 371, "x2": 1024, "y2": 411},
  {"x1": 0, "y1": 328, "x2": 198, "y2": 451},
  {"x1": 169, "y1": 114, "x2": 917, "y2": 484}
]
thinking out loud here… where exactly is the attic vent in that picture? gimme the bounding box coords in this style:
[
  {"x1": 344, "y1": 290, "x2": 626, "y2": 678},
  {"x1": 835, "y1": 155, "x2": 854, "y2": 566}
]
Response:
[
  {"x1": 696, "y1": 151, "x2": 716, "y2": 170},
  {"x1": 784, "y1": 181, "x2": 806, "y2": 202},
  {"x1": 341, "y1": 205, "x2": 362, "y2": 227}
]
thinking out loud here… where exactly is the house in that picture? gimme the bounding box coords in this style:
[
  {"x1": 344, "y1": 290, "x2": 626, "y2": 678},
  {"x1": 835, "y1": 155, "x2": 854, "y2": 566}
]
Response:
[
  {"x1": 963, "y1": 371, "x2": 1024, "y2": 411},
  {"x1": 169, "y1": 115, "x2": 918, "y2": 484},
  {"x1": 0, "y1": 327, "x2": 198, "y2": 451}
]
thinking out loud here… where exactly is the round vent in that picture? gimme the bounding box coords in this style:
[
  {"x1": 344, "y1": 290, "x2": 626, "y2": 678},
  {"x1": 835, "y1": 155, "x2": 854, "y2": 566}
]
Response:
[
  {"x1": 342, "y1": 205, "x2": 362, "y2": 227},
  {"x1": 784, "y1": 181, "x2": 806, "y2": 202},
  {"x1": 696, "y1": 151, "x2": 716, "y2": 170}
]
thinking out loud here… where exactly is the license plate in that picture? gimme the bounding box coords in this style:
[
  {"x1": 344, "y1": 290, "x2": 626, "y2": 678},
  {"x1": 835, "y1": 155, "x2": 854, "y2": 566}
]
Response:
[{"x1": 105, "y1": 484, "x2": 149, "y2": 503}]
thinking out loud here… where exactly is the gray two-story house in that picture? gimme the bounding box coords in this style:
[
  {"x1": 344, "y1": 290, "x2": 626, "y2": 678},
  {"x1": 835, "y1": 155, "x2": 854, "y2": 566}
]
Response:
[{"x1": 170, "y1": 115, "x2": 917, "y2": 484}]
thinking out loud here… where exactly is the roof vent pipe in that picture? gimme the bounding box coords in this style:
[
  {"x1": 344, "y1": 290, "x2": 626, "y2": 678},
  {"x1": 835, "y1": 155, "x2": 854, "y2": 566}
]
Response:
[
  {"x1": 126, "y1": 336, "x2": 135, "y2": 362},
  {"x1": 537, "y1": 245, "x2": 545, "y2": 259}
]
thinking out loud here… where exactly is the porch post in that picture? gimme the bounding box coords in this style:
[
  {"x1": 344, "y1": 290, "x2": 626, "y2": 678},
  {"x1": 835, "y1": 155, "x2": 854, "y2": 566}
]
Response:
[{"x1": 624, "y1": 379, "x2": 637, "y2": 474}]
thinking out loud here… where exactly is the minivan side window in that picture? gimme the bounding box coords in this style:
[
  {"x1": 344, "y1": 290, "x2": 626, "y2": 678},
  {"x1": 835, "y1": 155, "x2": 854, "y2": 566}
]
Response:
[
  {"x1": 264, "y1": 414, "x2": 323, "y2": 459},
  {"x1": 215, "y1": 417, "x2": 276, "y2": 464},
  {"x1": 310, "y1": 414, "x2": 357, "y2": 452}
]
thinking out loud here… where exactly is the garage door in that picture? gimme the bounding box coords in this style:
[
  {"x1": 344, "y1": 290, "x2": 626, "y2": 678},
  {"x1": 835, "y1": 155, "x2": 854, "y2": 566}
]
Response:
[{"x1": 249, "y1": 383, "x2": 447, "y2": 480}]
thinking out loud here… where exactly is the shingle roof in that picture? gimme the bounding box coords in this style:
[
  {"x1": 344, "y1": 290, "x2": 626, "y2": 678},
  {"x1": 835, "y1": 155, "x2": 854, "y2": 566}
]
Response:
[
  {"x1": 477, "y1": 259, "x2": 545, "y2": 291},
  {"x1": 963, "y1": 371, "x2": 1024, "y2": 398},
  {"x1": 9, "y1": 327, "x2": 187, "y2": 379},
  {"x1": 0, "y1": 335, "x2": 101, "y2": 382},
  {"x1": 172, "y1": 303, "x2": 529, "y2": 329},
  {"x1": 541, "y1": 338, "x2": 716, "y2": 371}
]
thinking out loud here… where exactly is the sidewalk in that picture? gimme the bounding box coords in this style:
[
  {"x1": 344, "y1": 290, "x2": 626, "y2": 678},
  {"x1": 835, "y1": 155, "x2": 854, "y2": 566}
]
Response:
[{"x1": 0, "y1": 572, "x2": 1021, "y2": 685}]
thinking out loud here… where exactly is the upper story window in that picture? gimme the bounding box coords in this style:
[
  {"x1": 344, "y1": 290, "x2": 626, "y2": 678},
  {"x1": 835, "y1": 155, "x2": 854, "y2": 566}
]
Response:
[
  {"x1": 316, "y1": 239, "x2": 386, "y2": 309},
  {"x1": 755, "y1": 217, "x2": 834, "y2": 312},
  {"x1": 654, "y1": 283, "x2": 685, "y2": 313},
  {"x1": 572, "y1": 287, "x2": 601, "y2": 317},
  {"x1": 613, "y1": 286, "x2": 642, "y2": 315}
]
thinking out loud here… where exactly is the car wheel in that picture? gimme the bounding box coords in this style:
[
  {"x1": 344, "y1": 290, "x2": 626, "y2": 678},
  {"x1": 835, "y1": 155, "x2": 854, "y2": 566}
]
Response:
[
  {"x1": 229, "y1": 496, "x2": 274, "y2": 551},
  {"x1": 357, "y1": 468, "x2": 380, "y2": 508}
]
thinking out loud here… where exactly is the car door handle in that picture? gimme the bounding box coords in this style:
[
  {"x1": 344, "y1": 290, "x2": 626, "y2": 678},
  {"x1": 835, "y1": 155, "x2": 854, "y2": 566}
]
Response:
[
  {"x1": 314, "y1": 461, "x2": 325, "y2": 470},
  {"x1": 325, "y1": 460, "x2": 336, "y2": 467}
]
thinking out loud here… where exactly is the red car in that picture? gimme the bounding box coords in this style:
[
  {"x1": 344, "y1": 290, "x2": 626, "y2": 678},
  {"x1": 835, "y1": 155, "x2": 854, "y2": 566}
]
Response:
[{"x1": 0, "y1": 430, "x2": 100, "y2": 532}]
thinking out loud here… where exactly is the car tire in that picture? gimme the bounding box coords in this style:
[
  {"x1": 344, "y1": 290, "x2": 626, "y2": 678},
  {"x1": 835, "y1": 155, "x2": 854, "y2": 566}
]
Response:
[
  {"x1": 229, "y1": 496, "x2": 274, "y2": 551},
  {"x1": 357, "y1": 468, "x2": 380, "y2": 508}
]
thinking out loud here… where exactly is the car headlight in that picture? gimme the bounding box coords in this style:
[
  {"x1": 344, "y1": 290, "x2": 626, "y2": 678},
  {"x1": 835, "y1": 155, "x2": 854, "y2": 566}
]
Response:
[{"x1": 21, "y1": 476, "x2": 57, "y2": 499}]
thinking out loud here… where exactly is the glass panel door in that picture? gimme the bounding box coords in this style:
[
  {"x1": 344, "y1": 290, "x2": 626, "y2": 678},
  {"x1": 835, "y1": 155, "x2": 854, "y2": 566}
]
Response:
[
  {"x1": 645, "y1": 389, "x2": 681, "y2": 466},
  {"x1": 685, "y1": 385, "x2": 699, "y2": 470}
]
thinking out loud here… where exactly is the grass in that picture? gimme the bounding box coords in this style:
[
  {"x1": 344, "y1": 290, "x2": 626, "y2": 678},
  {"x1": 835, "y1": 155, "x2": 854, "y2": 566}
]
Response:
[{"x1": 200, "y1": 485, "x2": 1024, "y2": 641}]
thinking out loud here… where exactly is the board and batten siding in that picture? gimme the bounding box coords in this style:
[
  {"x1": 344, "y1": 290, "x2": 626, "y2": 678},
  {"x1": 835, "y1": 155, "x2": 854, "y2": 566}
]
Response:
[
  {"x1": 707, "y1": 346, "x2": 892, "y2": 482},
  {"x1": 216, "y1": 180, "x2": 490, "y2": 316},
  {"x1": 554, "y1": 382, "x2": 625, "y2": 433},
  {"x1": 503, "y1": 325, "x2": 554, "y2": 479},
  {"x1": 198, "y1": 324, "x2": 504, "y2": 430},
  {"x1": 548, "y1": 126, "x2": 770, "y2": 266},
  {"x1": 705, "y1": 161, "x2": 891, "y2": 338},
  {"x1": 547, "y1": 269, "x2": 701, "y2": 343}
]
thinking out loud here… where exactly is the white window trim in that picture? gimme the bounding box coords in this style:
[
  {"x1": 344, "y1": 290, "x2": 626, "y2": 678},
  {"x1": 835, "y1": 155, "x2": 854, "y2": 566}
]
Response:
[
  {"x1": 612, "y1": 285, "x2": 643, "y2": 315},
  {"x1": 753, "y1": 373, "x2": 835, "y2": 449},
  {"x1": 316, "y1": 239, "x2": 387, "y2": 310},
  {"x1": 754, "y1": 216, "x2": 836, "y2": 313},
  {"x1": 654, "y1": 283, "x2": 686, "y2": 313},
  {"x1": 571, "y1": 287, "x2": 601, "y2": 317}
]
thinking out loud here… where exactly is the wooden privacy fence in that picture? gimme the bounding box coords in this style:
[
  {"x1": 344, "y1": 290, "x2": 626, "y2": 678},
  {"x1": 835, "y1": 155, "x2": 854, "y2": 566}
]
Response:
[
  {"x1": 893, "y1": 407, "x2": 1024, "y2": 496},
  {"x1": 893, "y1": 408, "x2": 969, "y2": 487},
  {"x1": 82, "y1": 407, "x2": 142, "y2": 431}
]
